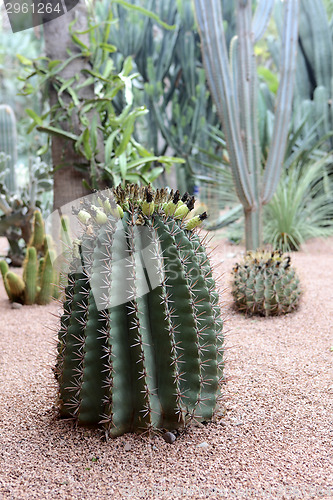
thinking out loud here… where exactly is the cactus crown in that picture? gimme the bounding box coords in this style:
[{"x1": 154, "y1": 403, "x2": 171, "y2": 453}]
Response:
[
  {"x1": 74, "y1": 184, "x2": 207, "y2": 229},
  {"x1": 56, "y1": 184, "x2": 223, "y2": 438},
  {"x1": 232, "y1": 250, "x2": 301, "y2": 317},
  {"x1": 236, "y1": 250, "x2": 291, "y2": 270}
]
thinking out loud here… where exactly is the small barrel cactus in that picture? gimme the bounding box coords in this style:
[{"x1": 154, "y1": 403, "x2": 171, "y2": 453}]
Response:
[
  {"x1": 231, "y1": 250, "x2": 301, "y2": 316},
  {"x1": 55, "y1": 185, "x2": 224, "y2": 437}
]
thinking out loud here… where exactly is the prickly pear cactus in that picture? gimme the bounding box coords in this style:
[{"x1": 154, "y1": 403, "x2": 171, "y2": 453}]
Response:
[
  {"x1": 231, "y1": 250, "x2": 301, "y2": 316},
  {"x1": 56, "y1": 185, "x2": 224, "y2": 437}
]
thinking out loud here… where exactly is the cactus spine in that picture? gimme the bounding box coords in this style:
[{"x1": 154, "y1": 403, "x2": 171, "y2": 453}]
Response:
[
  {"x1": 0, "y1": 104, "x2": 17, "y2": 193},
  {"x1": 0, "y1": 210, "x2": 57, "y2": 305},
  {"x1": 56, "y1": 185, "x2": 224, "y2": 436}
]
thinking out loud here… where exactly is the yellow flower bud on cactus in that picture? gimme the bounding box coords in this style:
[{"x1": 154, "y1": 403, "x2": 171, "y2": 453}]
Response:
[
  {"x1": 103, "y1": 199, "x2": 112, "y2": 215},
  {"x1": 164, "y1": 200, "x2": 177, "y2": 216},
  {"x1": 117, "y1": 204, "x2": 124, "y2": 218},
  {"x1": 94, "y1": 209, "x2": 108, "y2": 225},
  {"x1": 185, "y1": 212, "x2": 207, "y2": 230},
  {"x1": 142, "y1": 201, "x2": 155, "y2": 216},
  {"x1": 78, "y1": 210, "x2": 91, "y2": 225},
  {"x1": 174, "y1": 204, "x2": 189, "y2": 220},
  {"x1": 141, "y1": 185, "x2": 155, "y2": 216}
]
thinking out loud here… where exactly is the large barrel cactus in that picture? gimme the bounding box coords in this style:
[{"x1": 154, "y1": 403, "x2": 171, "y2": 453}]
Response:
[
  {"x1": 56, "y1": 185, "x2": 224, "y2": 437},
  {"x1": 232, "y1": 250, "x2": 301, "y2": 316}
]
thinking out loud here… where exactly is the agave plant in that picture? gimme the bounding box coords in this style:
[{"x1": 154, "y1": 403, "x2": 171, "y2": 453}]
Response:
[{"x1": 264, "y1": 156, "x2": 333, "y2": 251}]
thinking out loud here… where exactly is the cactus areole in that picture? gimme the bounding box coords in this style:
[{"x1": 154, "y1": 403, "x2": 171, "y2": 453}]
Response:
[{"x1": 56, "y1": 185, "x2": 224, "y2": 437}]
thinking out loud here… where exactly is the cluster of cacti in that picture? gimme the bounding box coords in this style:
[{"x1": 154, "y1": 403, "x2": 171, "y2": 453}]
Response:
[
  {"x1": 0, "y1": 210, "x2": 58, "y2": 305},
  {"x1": 56, "y1": 184, "x2": 224, "y2": 437},
  {"x1": 232, "y1": 250, "x2": 301, "y2": 316},
  {"x1": 269, "y1": 0, "x2": 333, "y2": 149},
  {"x1": 0, "y1": 104, "x2": 17, "y2": 193},
  {"x1": 0, "y1": 139, "x2": 53, "y2": 266},
  {"x1": 194, "y1": 0, "x2": 299, "y2": 250}
]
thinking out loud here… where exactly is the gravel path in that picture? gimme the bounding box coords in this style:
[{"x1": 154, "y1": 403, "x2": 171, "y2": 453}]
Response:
[{"x1": 0, "y1": 236, "x2": 332, "y2": 500}]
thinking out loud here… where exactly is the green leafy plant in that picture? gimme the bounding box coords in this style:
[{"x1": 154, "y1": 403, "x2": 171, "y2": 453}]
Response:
[
  {"x1": 200, "y1": 105, "x2": 333, "y2": 252},
  {"x1": 0, "y1": 210, "x2": 58, "y2": 304},
  {"x1": 19, "y1": 12, "x2": 183, "y2": 190},
  {"x1": 232, "y1": 250, "x2": 301, "y2": 316},
  {"x1": 264, "y1": 157, "x2": 333, "y2": 251},
  {"x1": 56, "y1": 184, "x2": 224, "y2": 436},
  {"x1": 92, "y1": 0, "x2": 226, "y2": 195}
]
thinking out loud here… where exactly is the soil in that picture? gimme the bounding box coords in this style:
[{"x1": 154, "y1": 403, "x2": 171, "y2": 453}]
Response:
[{"x1": 0, "y1": 234, "x2": 332, "y2": 500}]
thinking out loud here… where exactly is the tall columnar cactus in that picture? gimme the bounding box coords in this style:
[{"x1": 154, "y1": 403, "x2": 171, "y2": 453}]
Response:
[
  {"x1": 0, "y1": 104, "x2": 17, "y2": 193},
  {"x1": 193, "y1": 0, "x2": 299, "y2": 250},
  {"x1": 0, "y1": 210, "x2": 57, "y2": 305},
  {"x1": 56, "y1": 185, "x2": 224, "y2": 436},
  {"x1": 270, "y1": 0, "x2": 333, "y2": 149},
  {"x1": 232, "y1": 250, "x2": 301, "y2": 316}
]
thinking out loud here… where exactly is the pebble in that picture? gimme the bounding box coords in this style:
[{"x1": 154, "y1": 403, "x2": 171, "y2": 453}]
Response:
[
  {"x1": 124, "y1": 443, "x2": 132, "y2": 451},
  {"x1": 196, "y1": 441, "x2": 209, "y2": 448},
  {"x1": 11, "y1": 302, "x2": 22, "y2": 309},
  {"x1": 162, "y1": 431, "x2": 176, "y2": 444}
]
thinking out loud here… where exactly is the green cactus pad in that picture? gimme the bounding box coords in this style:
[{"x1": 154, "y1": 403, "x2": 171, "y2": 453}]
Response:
[
  {"x1": 56, "y1": 184, "x2": 223, "y2": 436},
  {"x1": 232, "y1": 250, "x2": 301, "y2": 316}
]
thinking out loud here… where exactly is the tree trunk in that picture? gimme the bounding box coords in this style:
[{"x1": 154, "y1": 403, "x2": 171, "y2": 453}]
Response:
[{"x1": 43, "y1": 0, "x2": 93, "y2": 211}]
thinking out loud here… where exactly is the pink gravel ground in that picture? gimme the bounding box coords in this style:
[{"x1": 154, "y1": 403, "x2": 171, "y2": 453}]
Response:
[{"x1": 0, "y1": 235, "x2": 332, "y2": 500}]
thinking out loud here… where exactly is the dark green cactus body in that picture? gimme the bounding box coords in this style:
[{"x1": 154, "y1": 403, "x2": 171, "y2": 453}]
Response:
[
  {"x1": 56, "y1": 185, "x2": 224, "y2": 436},
  {"x1": 232, "y1": 250, "x2": 301, "y2": 316}
]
